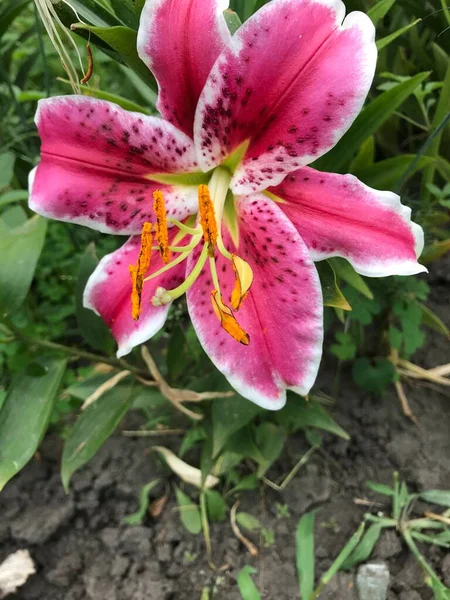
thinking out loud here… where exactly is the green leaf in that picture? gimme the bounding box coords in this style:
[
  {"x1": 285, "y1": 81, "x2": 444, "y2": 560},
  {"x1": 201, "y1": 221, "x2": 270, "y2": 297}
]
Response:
[
  {"x1": 420, "y1": 490, "x2": 450, "y2": 508},
  {"x1": 224, "y1": 9, "x2": 242, "y2": 34},
  {"x1": 167, "y1": 325, "x2": 186, "y2": 382},
  {"x1": 315, "y1": 72, "x2": 430, "y2": 173},
  {"x1": 110, "y1": 0, "x2": 139, "y2": 28},
  {"x1": 0, "y1": 190, "x2": 29, "y2": 208},
  {"x1": 73, "y1": 23, "x2": 155, "y2": 84},
  {"x1": 0, "y1": 0, "x2": 30, "y2": 41},
  {"x1": 0, "y1": 357, "x2": 66, "y2": 491},
  {"x1": 65, "y1": 373, "x2": 112, "y2": 400},
  {"x1": 123, "y1": 479, "x2": 161, "y2": 525},
  {"x1": 329, "y1": 258, "x2": 373, "y2": 300},
  {"x1": 55, "y1": 0, "x2": 122, "y2": 28},
  {"x1": 343, "y1": 523, "x2": 383, "y2": 569},
  {"x1": 205, "y1": 489, "x2": 227, "y2": 522},
  {"x1": 61, "y1": 384, "x2": 136, "y2": 490},
  {"x1": 237, "y1": 566, "x2": 262, "y2": 600},
  {"x1": 76, "y1": 244, "x2": 115, "y2": 353},
  {"x1": 389, "y1": 326, "x2": 403, "y2": 351},
  {"x1": 296, "y1": 511, "x2": 316, "y2": 600},
  {"x1": 353, "y1": 155, "x2": 435, "y2": 190},
  {"x1": 366, "y1": 481, "x2": 394, "y2": 496},
  {"x1": 344, "y1": 287, "x2": 381, "y2": 325},
  {"x1": 319, "y1": 523, "x2": 366, "y2": 587},
  {"x1": 58, "y1": 78, "x2": 151, "y2": 114},
  {"x1": 0, "y1": 216, "x2": 47, "y2": 317},
  {"x1": 0, "y1": 152, "x2": 15, "y2": 188},
  {"x1": 330, "y1": 331, "x2": 357, "y2": 361},
  {"x1": 419, "y1": 303, "x2": 449, "y2": 337},
  {"x1": 316, "y1": 261, "x2": 352, "y2": 311},
  {"x1": 236, "y1": 512, "x2": 263, "y2": 532},
  {"x1": 277, "y1": 394, "x2": 349, "y2": 440},
  {"x1": 377, "y1": 19, "x2": 422, "y2": 51},
  {"x1": 175, "y1": 487, "x2": 202, "y2": 534},
  {"x1": 212, "y1": 395, "x2": 263, "y2": 457},
  {"x1": 367, "y1": 0, "x2": 396, "y2": 25},
  {"x1": 180, "y1": 427, "x2": 207, "y2": 458},
  {"x1": 352, "y1": 358, "x2": 397, "y2": 395},
  {"x1": 254, "y1": 422, "x2": 286, "y2": 477}
]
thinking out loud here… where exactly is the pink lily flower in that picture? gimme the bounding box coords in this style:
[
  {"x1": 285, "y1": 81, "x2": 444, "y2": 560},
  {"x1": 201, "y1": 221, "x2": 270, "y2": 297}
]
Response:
[{"x1": 29, "y1": 0, "x2": 425, "y2": 409}]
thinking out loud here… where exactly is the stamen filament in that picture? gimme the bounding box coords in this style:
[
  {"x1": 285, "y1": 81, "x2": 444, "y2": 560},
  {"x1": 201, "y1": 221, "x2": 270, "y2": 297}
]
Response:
[
  {"x1": 217, "y1": 236, "x2": 232, "y2": 260},
  {"x1": 209, "y1": 256, "x2": 222, "y2": 296},
  {"x1": 167, "y1": 218, "x2": 201, "y2": 236},
  {"x1": 152, "y1": 244, "x2": 209, "y2": 305},
  {"x1": 144, "y1": 250, "x2": 191, "y2": 282}
]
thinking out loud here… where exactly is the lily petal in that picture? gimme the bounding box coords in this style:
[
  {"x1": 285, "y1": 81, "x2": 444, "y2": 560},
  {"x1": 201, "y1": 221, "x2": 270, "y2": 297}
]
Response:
[
  {"x1": 187, "y1": 195, "x2": 323, "y2": 409},
  {"x1": 194, "y1": 0, "x2": 376, "y2": 193},
  {"x1": 84, "y1": 229, "x2": 187, "y2": 358},
  {"x1": 138, "y1": 0, "x2": 231, "y2": 137},
  {"x1": 29, "y1": 96, "x2": 199, "y2": 234},
  {"x1": 272, "y1": 167, "x2": 426, "y2": 277}
]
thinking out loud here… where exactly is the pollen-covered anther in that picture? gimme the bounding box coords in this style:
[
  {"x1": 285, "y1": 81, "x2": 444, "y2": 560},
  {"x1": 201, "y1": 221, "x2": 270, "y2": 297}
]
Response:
[
  {"x1": 211, "y1": 291, "x2": 250, "y2": 346},
  {"x1": 231, "y1": 254, "x2": 254, "y2": 311},
  {"x1": 198, "y1": 184, "x2": 218, "y2": 257},
  {"x1": 152, "y1": 286, "x2": 172, "y2": 307},
  {"x1": 153, "y1": 189, "x2": 171, "y2": 264},
  {"x1": 129, "y1": 221, "x2": 153, "y2": 321}
]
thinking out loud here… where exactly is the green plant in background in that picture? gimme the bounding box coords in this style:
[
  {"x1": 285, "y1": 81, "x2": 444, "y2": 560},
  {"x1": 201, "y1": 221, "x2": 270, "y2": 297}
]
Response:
[
  {"x1": 236, "y1": 474, "x2": 450, "y2": 600},
  {"x1": 0, "y1": 4, "x2": 449, "y2": 597}
]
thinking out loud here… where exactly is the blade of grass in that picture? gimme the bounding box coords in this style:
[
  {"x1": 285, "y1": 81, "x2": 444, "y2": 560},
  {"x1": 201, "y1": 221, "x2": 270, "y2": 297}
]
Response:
[
  {"x1": 296, "y1": 511, "x2": 316, "y2": 599},
  {"x1": 310, "y1": 522, "x2": 366, "y2": 600}
]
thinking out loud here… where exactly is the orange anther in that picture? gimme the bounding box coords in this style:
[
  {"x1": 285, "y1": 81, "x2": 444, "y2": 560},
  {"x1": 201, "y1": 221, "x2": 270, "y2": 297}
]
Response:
[
  {"x1": 198, "y1": 184, "x2": 218, "y2": 256},
  {"x1": 129, "y1": 221, "x2": 153, "y2": 321},
  {"x1": 211, "y1": 291, "x2": 250, "y2": 345},
  {"x1": 153, "y1": 189, "x2": 171, "y2": 264}
]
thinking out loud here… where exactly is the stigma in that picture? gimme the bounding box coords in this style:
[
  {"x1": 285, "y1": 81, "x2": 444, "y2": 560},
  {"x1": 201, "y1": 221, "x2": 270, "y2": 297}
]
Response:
[{"x1": 129, "y1": 170, "x2": 253, "y2": 344}]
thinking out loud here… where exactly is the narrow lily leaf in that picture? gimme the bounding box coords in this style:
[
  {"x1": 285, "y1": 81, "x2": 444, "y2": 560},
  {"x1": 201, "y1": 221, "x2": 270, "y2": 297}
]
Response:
[
  {"x1": 0, "y1": 152, "x2": 15, "y2": 188},
  {"x1": 420, "y1": 490, "x2": 450, "y2": 508},
  {"x1": 123, "y1": 479, "x2": 161, "y2": 525},
  {"x1": 152, "y1": 446, "x2": 220, "y2": 489},
  {"x1": 72, "y1": 23, "x2": 155, "y2": 85},
  {"x1": 61, "y1": 384, "x2": 136, "y2": 491},
  {"x1": 419, "y1": 304, "x2": 450, "y2": 337},
  {"x1": 0, "y1": 190, "x2": 28, "y2": 207},
  {"x1": 0, "y1": 0, "x2": 30, "y2": 41},
  {"x1": 367, "y1": 0, "x2": 396, "y2": 25},
  {"x1": 57, "y1": 78, "x2": 151, "y2": 113},
  {"x1": 349, "y1": 136, "x2": 375, "y2": 173},
  {"x1": 354, "y1": 155, "x2": 434, "y2": 191},
  {"x1": 377, "y1": 19, "x2": 422, "y2": 51},
  {"x1": 254, "y1": 422, "x2": 286, "y2": 477},
  {"x1": 296, "y1": 511, "x2": 316, "y2": 600},
  {"x1": 212, "y1": 395, "x2": 263, "y2": 457},
  {"x1": 315, "y1": 72, "x2": 430, "y2": 173},
  {"x1": 342, "y1": 523, "x2": 383, "y2": 569},
  {"x1": 328, "y1": 258, "x2": 373, "y2": 300},
  {"x1": 237, "y1": 566, "x2": 262, "y2": 600},
  {"x1": 76, "y1": 244, "x2": 115, "y2": 353},
  {"x1": 55, "y1": 0, "x2": 122, "y2": 28},
  {"x1": 110, "y1": 0, "x2": 139, "y2": 28},
  {"x1": 224, "y1": 9, "x2": 242, "y2": 34},
  {"x1": 0, "y1": 216, "x2": 47, "y2": 317},
  {"x1": 175, "y1": 487, "x2": 202, "y2": 534},
  {"x1": 0, "y1": 357, "x2": 66, "y2": 491},
  {"x1": 316, "y1": 261, "x2": 352, "y2": 311}
]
